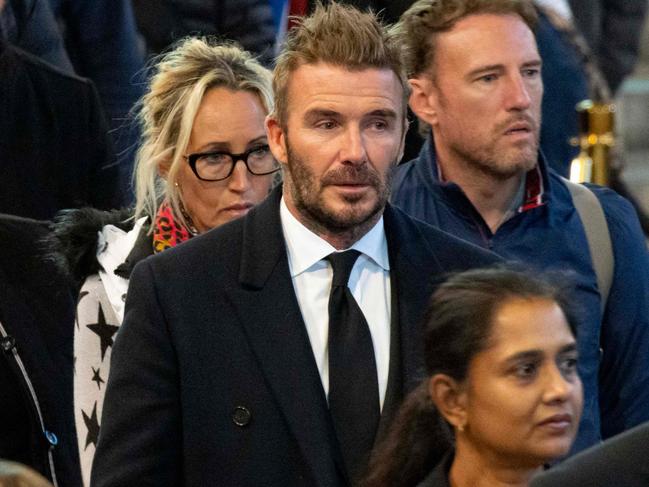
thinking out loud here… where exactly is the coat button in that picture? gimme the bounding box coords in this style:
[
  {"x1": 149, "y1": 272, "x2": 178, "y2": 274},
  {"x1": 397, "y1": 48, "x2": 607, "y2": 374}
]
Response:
[
  {"x1": 232, "y1": 406, "x2": 252, "y2": 427},
  {"x1": 0, "y1": 335, "x2": 15, "y2": 353}
]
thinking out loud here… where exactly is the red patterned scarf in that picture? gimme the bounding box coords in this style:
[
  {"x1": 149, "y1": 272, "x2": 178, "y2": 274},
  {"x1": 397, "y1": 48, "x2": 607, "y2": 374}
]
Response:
[{"x1": 152, "y1": 201, "x2": 196, "y2": 253}]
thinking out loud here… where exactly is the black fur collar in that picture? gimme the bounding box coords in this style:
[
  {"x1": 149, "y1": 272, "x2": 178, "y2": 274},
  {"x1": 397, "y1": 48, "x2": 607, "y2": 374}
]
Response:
[{"x1": 44, "y1": 208, "x2": 136, "y2": 289}]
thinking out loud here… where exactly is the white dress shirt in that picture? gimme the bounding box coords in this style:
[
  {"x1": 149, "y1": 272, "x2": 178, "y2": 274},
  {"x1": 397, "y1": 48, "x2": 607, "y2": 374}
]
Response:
[{"x1": 280, "y1": 197, "x2": 391, "y2": 410}]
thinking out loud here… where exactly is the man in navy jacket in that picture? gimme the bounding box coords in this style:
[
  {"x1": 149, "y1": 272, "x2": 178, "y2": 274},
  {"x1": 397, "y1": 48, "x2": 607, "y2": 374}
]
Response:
[{"x1": 391, "y1": 0, "x2": 649, "y2": 453}]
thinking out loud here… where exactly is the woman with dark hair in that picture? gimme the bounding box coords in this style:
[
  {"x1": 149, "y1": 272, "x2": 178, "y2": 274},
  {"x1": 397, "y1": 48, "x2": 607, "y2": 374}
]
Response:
[{"x1": 363, "y1": 267, "x2": 583, "y2": 487}]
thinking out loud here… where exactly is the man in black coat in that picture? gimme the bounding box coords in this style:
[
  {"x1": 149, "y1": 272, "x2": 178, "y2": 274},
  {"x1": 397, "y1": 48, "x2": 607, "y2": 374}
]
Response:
[
  {"x1": 531, "y1": 421, "x2": 649, "y2": 487},
  {"x1": 91, "y1": 4, "x2": 499, "y2": 486},
  {"x1": 0, "y1": 214, "x2": 80, "y2": 486}
]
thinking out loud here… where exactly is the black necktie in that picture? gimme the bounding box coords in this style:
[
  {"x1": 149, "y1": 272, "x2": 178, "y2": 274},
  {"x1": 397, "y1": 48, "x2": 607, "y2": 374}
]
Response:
[{"x1": 326, "y1": 250, "x2": 380, "y2": 482}]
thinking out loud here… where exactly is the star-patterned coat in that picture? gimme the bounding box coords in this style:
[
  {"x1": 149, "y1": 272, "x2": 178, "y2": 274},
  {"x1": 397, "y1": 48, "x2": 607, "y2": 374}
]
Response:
[
  {"x1": 74, "y1": 274, "x2": 121, "y2": 485},
  {"x1": 49, "y1": 208, "x2": 151, "y2": 487}
]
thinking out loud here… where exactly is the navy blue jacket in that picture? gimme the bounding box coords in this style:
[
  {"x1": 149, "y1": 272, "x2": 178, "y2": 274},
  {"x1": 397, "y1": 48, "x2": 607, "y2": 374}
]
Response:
[{"x1": 391, "y1": 138, "x2": 649, "y2": 453}]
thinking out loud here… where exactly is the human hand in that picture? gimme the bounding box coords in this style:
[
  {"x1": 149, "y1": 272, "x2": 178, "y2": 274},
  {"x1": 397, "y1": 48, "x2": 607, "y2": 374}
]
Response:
[{"x1": 0, "y1": 461, "x2": 53, "y2": 487}]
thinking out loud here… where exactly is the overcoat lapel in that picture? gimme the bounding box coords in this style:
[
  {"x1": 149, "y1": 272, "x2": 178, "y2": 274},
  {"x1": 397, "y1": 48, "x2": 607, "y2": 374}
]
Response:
[
  {"x1": 384, "y1": 204, "x2": 446, "y2": 395},
  {"x1": 225, "y1": 187, "x2": 346, "y2": 486}
]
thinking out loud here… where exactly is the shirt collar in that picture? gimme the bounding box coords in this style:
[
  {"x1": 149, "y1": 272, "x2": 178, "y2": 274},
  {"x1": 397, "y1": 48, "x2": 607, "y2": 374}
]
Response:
[
  {"x1": 280, "y1": 196, "x2": 390, "y2": 277},
  {"x1": 518, "y1": 164, "x2": 545, "y2": 212}
]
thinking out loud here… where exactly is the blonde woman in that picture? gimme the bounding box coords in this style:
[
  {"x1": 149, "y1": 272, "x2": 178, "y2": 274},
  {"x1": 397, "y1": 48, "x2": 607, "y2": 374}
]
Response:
[{"x1": 50, "y1": 37, "x2": 278, "y2": 486}]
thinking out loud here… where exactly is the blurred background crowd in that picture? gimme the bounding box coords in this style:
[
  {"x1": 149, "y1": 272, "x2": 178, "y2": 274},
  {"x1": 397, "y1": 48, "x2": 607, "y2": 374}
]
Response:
[
  {"x1": 1, "y1": 0, "x2": 649, "y2": 225},
  {"x1": 1, "y1": 1, "x2": 649, "y2": 487}
]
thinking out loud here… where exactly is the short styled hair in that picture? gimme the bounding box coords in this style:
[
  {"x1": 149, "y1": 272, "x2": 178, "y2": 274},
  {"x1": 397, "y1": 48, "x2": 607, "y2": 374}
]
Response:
[
  {"x1": 392, "y1": 0, "x2": 538, "y2": 78},
  {"x1": 272, "y1": 1, "x2": 409, "y2": 127},
  {"x1": 133, "y1": 37, "x2": 273, "y2": 229}
]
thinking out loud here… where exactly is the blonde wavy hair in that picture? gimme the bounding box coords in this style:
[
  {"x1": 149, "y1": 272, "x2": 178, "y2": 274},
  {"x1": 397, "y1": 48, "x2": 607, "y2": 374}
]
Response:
[{"x1": 133, "y1": 37, "x2": 273, "y2": 228}]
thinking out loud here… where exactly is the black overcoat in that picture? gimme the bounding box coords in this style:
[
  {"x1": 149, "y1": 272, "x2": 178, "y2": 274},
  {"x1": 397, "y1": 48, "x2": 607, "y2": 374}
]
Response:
[{"x1": 91, "y1": 187, "x2": 498, "y2": 487}]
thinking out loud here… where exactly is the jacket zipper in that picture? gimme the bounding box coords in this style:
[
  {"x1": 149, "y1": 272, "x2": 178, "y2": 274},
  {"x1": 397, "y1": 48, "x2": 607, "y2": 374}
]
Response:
[{"x1": 0, "y1": 320, "x2": 59, "y2": 487}]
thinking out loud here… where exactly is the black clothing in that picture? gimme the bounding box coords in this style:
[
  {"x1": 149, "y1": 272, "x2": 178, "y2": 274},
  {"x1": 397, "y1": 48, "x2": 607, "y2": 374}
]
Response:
[
  {"x1": 0, "y1": 214, "x2": 80, "y2": 486},
  {"x1": 327, "y1": 250, "x2": 380, "y2": 481},
  {"x1": 531, "y1": 421, "x2": 649, "y2": 487},
  {"x1": 0, "y1": 41, "x2": 122, "y2": 220},
  {"x1": 132, "y1": 0, "x2": 276, "y2": 64},
  {"x1": 48, "y1": 207, "x2": 141, "y2": 290}
]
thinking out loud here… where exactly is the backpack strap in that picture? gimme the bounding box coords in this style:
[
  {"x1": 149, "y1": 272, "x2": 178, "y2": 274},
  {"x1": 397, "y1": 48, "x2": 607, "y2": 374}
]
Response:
[{"x1": 562, "y1": 178, "x2": 614, "y2": 314}]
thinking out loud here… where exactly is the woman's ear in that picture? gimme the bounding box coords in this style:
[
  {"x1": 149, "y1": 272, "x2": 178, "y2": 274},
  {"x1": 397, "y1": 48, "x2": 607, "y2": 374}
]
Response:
[
  {"x1": 428, "y1": 373, "x2": 468, "y2": 432},
  {"x1": 265, "y1": 114, "x2": 288, "y2": 166},
  {"x1": 157, "y1": 157, "x2": 172, "y2": 179},
  {"x1": 409, "y1": 77, "x2": 439, "y2": 127}
]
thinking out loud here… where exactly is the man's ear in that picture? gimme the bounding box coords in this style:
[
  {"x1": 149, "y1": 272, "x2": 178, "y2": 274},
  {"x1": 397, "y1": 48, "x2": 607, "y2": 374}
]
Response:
[
  {"x1": 409, "y1": 77, "x2": 439, "y2": 127},
  {"x1": 428, "y1": 373, "x2": 468, "y2": 432},
  {"x1": 266, "y1": 114, "x2": 288, "y2": 166}
]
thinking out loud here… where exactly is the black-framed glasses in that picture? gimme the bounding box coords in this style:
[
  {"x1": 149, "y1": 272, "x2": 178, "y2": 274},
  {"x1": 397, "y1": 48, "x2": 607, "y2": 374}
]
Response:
[{"x1": 184, "y1": 145, "x2": 280, "y2": 182}]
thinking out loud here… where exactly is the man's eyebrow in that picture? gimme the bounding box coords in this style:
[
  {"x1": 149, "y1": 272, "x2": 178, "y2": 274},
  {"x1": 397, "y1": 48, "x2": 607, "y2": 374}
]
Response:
[
  {"x1": 303, "y1": 108, "x2": 342, "y2": 121},
  {"x1": 522, "y1": 59, "x2": 543, "y2": 69},
  {"x1": 303, "y1": 108, "x2": 398, "y2": 123},
  {"x1": 466, "y1": 59, "x2": 542, "y2": 79},
  {"x1": 366, "y1": 109, "x2": 398, "y2": 119},
  {"x1": 466, "y1": 64, "x2": 505, "y2": 78},
  {"x1": 558, "y1": 343, "x2": 578, "y2": 355}
]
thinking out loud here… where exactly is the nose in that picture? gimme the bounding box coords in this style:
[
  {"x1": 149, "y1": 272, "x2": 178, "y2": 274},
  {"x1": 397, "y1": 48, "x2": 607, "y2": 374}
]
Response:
[
  {"x1": 227, "y1": 159, "x2": 252, "y2": 192},
  {"x1": 542, "y1": 364, "x2": 573, "y2": 405},
  {"x1": 340, "y1": 125, "x2": 367, "y2": 165},
  {"x1": 505, "y1": 74, "x2": 532, "y2": 111}
]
